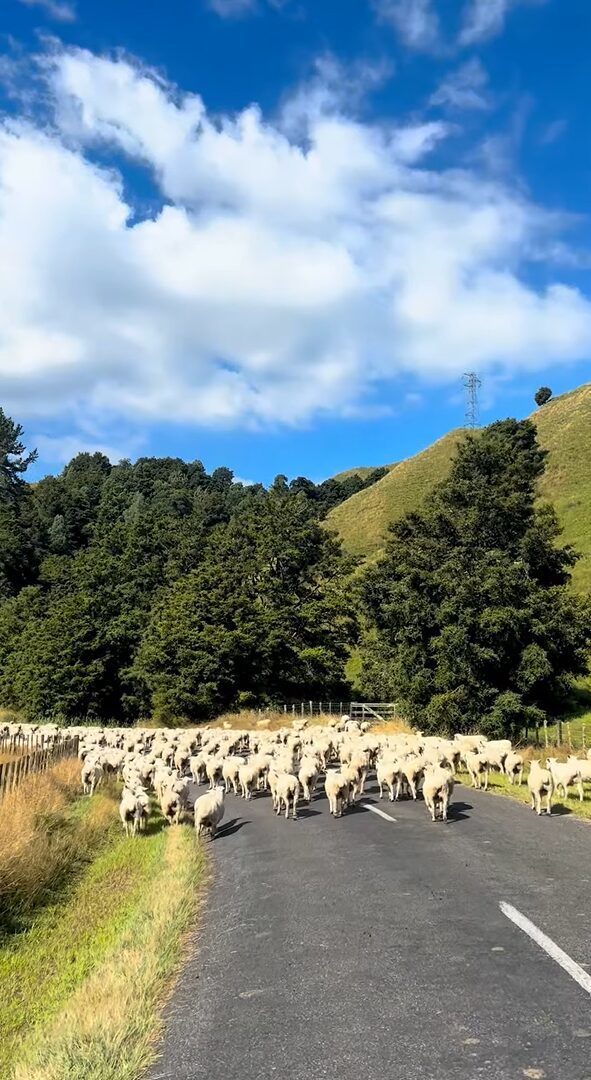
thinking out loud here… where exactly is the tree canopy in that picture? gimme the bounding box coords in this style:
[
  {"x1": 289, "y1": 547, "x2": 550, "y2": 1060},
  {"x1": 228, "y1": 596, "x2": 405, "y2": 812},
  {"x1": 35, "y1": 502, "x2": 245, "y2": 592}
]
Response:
[{"x1": 360, "y1": 419, "x2": 591, "y2": 737}]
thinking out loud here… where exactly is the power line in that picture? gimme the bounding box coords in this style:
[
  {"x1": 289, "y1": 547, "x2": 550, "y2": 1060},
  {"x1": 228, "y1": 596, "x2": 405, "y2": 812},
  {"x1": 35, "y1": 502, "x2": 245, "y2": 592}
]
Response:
[{"x1": 463, "y1": 372, "x2": 481, "y2": 429}]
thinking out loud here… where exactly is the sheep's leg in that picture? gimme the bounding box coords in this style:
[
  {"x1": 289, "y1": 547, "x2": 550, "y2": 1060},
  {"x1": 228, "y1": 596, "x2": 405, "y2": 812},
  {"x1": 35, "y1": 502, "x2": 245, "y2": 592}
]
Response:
[
  {"x1": 546, "y1": 791, "x2": 552, "y2": 815},
  {"x1": 483, "y1": 770, "x2": 489, "y2": 791},
  {"x1": 577, "y1": 779, "x2": 584, "y2": 802},
  {"x1": 409, "y1": 778, "x2": 417, "y2": 800},
  {"x1": 292, "y1": 794, "x2": 298, "y2": 820},
  {"x1": 535, "y1": 792, "x2": 542, "y2": 815},
  {"x1": 359, "y1": 769, "x2": 367, "y2": 795},
  {"x1": 388, "y1": 782, "x2": 395, "y2": 802}
]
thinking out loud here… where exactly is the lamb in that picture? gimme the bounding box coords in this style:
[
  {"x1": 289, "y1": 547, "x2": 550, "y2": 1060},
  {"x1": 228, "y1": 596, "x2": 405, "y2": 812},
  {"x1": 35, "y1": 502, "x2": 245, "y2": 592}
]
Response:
[
  {"x1": 194, "y1": 786, "x2": 225, "y2": 840},
  {"x1": 273, "y1": 772, "x2": 300, "y2": 820},
  {"x1": 238, "y1": 761, "x2": 260, "y2": 800},
  {"x1": 464, "y1": 750, "x2": 489, "y2": 791},
  {"x1": 81, "y1": 758, "x2": 103, "y2": 796},
  {"x1": 528, "y1": 761, "x2": 553, "y2": 815},
  {"x1": 422, "y1": 766, "x2": 454, "y2": 822},
  {"x1": 504, "y1": 751, "x2": 524, "y2": 785},
  {"x1": 546, "y1": 757, "x2": 583, "y2": 802},
  {"x1": 324, "y1": 770, "x2": 350, "y2": 818}
]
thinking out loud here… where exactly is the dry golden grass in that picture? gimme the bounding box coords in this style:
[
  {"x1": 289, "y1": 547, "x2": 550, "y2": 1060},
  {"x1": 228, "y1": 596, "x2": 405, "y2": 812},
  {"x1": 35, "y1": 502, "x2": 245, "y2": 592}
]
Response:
[
  {"x1": 12, "y1": 825, "x2": 206, "y2": 1080},
  {"x1": 0, "y1": 759, "x2": 118, "y2": 930}
]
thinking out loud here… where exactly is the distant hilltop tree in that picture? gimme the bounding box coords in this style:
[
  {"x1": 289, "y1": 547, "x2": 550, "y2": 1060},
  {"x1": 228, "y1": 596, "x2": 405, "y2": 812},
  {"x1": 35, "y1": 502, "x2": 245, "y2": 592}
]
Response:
[{"x1": 534, "y1": 386, "x2": 553, "y2": 407}]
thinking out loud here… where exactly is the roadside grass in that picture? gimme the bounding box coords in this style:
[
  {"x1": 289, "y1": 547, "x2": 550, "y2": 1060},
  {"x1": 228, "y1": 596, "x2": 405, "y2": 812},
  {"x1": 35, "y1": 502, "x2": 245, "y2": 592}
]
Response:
[
  {"x1": 0, "y1": 759, "x2": 119, "y2": 931},
  {"x1": 1, "y1": 810, "x2": 206, "y2": 1080},
  {"x1": 457, "y1": 766, "x2": 591, "y2": 821}
]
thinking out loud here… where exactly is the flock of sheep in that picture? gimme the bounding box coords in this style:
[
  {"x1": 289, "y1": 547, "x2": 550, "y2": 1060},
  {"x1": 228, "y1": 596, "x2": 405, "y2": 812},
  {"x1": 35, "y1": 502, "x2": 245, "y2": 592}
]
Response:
[{"x1": 5, "y1": 716, "x2": 591, "y2": 833}]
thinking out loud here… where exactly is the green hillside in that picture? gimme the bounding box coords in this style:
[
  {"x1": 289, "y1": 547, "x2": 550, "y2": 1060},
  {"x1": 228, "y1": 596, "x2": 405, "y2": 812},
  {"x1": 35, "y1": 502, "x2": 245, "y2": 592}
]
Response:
[
  {"x1": 328, "y1": 383, "x2": 591, "y2": 592},
  {"x1": 332, "y1": 464, "x2": 396, "y2": 482}
]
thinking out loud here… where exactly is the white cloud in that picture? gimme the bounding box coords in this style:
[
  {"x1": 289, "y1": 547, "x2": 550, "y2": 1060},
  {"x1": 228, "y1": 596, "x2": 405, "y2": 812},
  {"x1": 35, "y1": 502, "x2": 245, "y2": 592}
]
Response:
[
  {"x1": 33, "y1": 433, "x2": 138, "y2": 467},
  {"x1": 374, "y1": 0, "x2": 441, "y2": 53},
  {"x1": 18, "y1": 0, "x2": 76, "y2": 22},
  {"x1": 430, "y1": 58, "x2": 491, "y2": 111},
  {"x1": 1, "y1": 45, "x2": 591, "y2": 455},
  {"x1": 459, "y1": 0, "x2": 546, "y2": 46},
  {"x1": 539, "y1": 118, "x2": 567, "y2": 146}
]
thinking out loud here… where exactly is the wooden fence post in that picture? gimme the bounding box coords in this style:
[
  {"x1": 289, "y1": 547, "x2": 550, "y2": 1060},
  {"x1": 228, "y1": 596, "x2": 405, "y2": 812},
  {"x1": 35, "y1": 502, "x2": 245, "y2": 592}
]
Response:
[
  {"x1": 567, "y1": 722, "x2": 573, "y2": 750},
  {"x1": 543, "y1": 718, "x2": 548, "y2": 749},
  {"x1": 583, "y1": 723, "x2": 586, "y2": 752}
]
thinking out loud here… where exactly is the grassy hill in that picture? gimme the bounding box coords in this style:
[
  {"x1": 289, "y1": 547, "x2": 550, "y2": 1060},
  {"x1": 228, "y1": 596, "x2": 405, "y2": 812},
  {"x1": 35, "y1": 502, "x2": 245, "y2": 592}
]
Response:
[
  {"x1": 332, "y1": 464, "x2": 396, "y2": 482},
  {"x1": 327, "y1": 383, "x2": 591, "y2": 592}
]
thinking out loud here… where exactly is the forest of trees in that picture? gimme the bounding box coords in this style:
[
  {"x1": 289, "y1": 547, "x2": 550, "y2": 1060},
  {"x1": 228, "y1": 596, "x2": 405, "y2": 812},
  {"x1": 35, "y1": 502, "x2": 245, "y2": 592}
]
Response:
[{"x1": 0, "y1": 406, "x2": 588, "y2": 735}]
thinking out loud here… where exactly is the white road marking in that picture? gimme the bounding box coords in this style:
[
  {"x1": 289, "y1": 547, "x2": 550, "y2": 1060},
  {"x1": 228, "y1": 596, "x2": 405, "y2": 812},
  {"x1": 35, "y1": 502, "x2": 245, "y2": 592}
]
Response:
[
  {"x1": 361, "y1": 801, "x2": 397, "y2": 822},
  {"x1": 500, "y1": 902, "x2": 591, "y2": 996}
]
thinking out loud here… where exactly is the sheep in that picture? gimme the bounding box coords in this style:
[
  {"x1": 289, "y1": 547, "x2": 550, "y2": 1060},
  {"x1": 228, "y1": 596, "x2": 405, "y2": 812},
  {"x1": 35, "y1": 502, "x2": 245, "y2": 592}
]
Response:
[
  {"x1": 273, "y1": 772, "x2": 300, "y2": 820},
  {"x1": 464, "y1": 750, "x2": 489, "y2": 791},
  {"x1": 376, "y1": 757, "x2": 400, "y2": 802},
  {"x1": 504, "y1": 751, "x2": 524, "y2": 785},
  {"x1": 398, "y1": 755, "x2": 423, "y2": 800},
  {"x1": 206, "y1": 756, "x2": 224, "y2": 790},
  {"x1": 81, "y1": 758, "x2": 103, "y2": 796},
  {"x1": 422, "y1": 766, "x2": 454, "y2": 822},
  {"x1": 238, "y1": 761, "x2": 260, "y2": 799},
  {"x1": 298, "y1": 757, "x2": 319, "y2": 803},
  {"x1": 194, "y1": 786, "x2": 225, "y2": 840},
  {"x1": 222, "y1": 755, "x2": 242, "y2": 795},
  {"x1": 119, "y1": 787, "x2": 146, "y2": 837},
  {"x1": 160, "y1": 779, "x2": 190, "y2": 825},
  {"x1": 528, "y1": 761, "x2": 553, "y2": 815},
  {"x1": 324, "y1": 770, "x2": 350, "y2": 818},
  {"x1": 546, "y1": 757, "x2": 584, "y2": 802}
]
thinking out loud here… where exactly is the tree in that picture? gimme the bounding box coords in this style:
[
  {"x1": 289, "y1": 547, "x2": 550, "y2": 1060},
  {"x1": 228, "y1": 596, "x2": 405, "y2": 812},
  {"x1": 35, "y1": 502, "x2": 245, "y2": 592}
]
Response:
[
  {"x1": 534, "y1": 386, "x2": 553, "y2": 407},
  {"x1": 361, "y1": 419, "x2": 591, "y2": 737},
  {"x1": 132, "y1": 492, "x2": 357, "y2": 721},
  {"x1": 0, "y1": 407, "x2": 37, "y2": 502}
]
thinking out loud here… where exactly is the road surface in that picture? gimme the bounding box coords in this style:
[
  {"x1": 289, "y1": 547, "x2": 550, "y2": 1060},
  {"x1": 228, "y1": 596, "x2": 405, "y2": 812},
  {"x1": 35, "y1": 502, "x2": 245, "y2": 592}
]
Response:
[{"x1": 148, "y1": 780, "x2": 591, "y2": 1080}]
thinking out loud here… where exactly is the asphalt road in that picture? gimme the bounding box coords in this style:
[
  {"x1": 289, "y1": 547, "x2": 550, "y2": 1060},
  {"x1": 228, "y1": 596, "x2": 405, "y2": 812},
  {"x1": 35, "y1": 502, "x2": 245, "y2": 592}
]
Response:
[{"x1": 148, "y1": 780, "x2": 591, "y2": 1080}]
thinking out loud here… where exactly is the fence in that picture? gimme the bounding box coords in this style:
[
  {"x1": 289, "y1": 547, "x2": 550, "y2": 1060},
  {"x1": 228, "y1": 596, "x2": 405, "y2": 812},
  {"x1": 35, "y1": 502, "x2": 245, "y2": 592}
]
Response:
[
  {"x1": 523, "y1": 719, "x2": 588, "y2": 752},
  {"x1": 275, "y1": 701, "x2": 398, "y2": 723},
  {"x1": 0, "y1": 734, "x2": 79, "y2": 800}
]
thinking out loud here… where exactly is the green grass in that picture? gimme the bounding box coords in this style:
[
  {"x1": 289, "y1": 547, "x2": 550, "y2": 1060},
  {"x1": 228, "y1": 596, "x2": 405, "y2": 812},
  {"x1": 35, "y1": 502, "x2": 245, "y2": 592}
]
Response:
[
  {"x1": 327, "y1": 382, "x2": 591, "y2": 591},
  {"x1": 327, "y1": 430, "x2": 463, "y2": 560},
  {"x1": 458, "y1": 767, "x2": 591, "y2": 822},
  {"x1": 1, "y1": 808, "x2": 206, "y2": 1080},
  {"x1": 331, "y1": 464, "x2": 396, "y2": 483}
]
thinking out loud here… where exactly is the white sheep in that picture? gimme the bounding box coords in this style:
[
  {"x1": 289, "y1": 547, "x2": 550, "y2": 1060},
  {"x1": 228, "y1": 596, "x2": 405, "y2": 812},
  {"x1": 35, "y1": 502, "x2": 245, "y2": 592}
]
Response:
[
  {"x1": 504, "y1": 751, "x2": 524, "y2": 785},
  {"x1": 324, "y1": 770, "x2": 350, "y2": 818},
  {"x1": 81, "y1": 758, "x2": 103, "y2": 796},
  {"x1": 528, "y1": 761, "x2": 553, "y2": 815},
  {"x1": 194, "y1": 786, "x2": 225, "y2": 840},
  {"x1": 298, "y1": 757, "x2": 319, "y2": 803},
  {"x1": 273, "y1": 772, "x2": 300, "y2": 820},
  {"x1": 464, "y1": 750, "x2": 489, "y2": 791},
  {"x1": 376, "y1": 757, "x2": 400, "y2": 801},
  {"x1": 221, "y1": 755, "x2": 242, "y2": 794},
  {"x1": 422, "y1": 766, "x2": 454, "y2": 822},
  {"x1": 546, "y1": 757, "x2": 583, "y2": 802}
]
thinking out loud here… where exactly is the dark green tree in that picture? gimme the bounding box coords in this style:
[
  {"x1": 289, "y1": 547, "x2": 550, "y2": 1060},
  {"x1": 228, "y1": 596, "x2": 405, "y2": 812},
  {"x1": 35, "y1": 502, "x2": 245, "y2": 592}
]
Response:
[
  {"x1": 361, "y1": 419, "x2": 591, "y2": 737},
  {"x1": 534, "y1": 386, "x2": 553, "y2": 407},
  {"x1": 0, "y1": 407, "x2": 37, "y2": 501},
  {"x1": 132, "y1": 492, "x2": 357, "y2": 721}
]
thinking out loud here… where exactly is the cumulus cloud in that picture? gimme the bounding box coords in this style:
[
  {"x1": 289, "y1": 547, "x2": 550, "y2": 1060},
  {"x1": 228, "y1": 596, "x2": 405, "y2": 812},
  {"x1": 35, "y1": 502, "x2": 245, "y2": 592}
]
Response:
[
  {"x1": 18, "y1": 0, "x2": 76, "y2": 22},
  {"x1": 1, "y1": 45, "x2": 590, "y2": 453},
  {"x1": 373, "y1": 0, "x2": 441, "y2": 53},
  {"x1": 430, "y1": 58, "x2": 491, "y2": 111},
  {"x1": 459, "y1": 0, "x2": 546, "y2": 46}
]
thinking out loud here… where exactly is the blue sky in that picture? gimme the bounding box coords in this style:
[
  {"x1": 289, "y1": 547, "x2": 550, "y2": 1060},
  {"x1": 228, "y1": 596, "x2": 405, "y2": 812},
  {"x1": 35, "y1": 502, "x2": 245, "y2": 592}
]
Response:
[{"x1": 1, "y1": 0, "x2": 590, "y2": 484}]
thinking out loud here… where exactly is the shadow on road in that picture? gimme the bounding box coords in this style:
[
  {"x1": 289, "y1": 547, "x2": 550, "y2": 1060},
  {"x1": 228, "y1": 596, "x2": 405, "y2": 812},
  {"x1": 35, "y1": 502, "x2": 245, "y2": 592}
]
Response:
[
  {"x1": 296, "y1": 807, "x2": 322, "y2": 818},
  {"x1": 217, "y1": 818, "x2": 250, "y2": 837}
]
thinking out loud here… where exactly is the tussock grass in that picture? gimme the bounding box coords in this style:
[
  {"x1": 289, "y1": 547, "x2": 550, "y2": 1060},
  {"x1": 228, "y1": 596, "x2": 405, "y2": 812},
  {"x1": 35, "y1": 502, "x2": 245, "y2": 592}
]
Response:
[
  {"x1": 0, "y1": 760, "x2": 118, "y2": 930},
  {"x1": 10, "y1": 825, "x2": 206, "y2": 1080}
]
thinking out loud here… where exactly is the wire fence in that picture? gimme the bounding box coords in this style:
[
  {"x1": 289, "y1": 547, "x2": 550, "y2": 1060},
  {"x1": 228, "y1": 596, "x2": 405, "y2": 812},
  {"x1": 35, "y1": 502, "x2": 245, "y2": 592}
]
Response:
[
  {"x1": 274, "y1": 701, "x2": 398, "y2": 722},
  {"x1": 0, "y1": 734, "x2": 80, "y2": 800}
]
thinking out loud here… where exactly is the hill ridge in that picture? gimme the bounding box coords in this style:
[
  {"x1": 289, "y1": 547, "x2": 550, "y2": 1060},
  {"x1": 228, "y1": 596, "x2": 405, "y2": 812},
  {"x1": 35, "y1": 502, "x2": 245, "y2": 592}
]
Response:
[{"x1": 327, "y1": 382, "x2": 591, "y2": 591}]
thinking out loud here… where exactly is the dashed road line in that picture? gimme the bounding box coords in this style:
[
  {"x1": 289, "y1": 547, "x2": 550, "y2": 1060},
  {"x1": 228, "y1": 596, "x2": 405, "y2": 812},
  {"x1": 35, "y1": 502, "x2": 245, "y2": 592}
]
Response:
[{"x1": 500, "y1": 901, "x2": 591, "y2": 996}]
